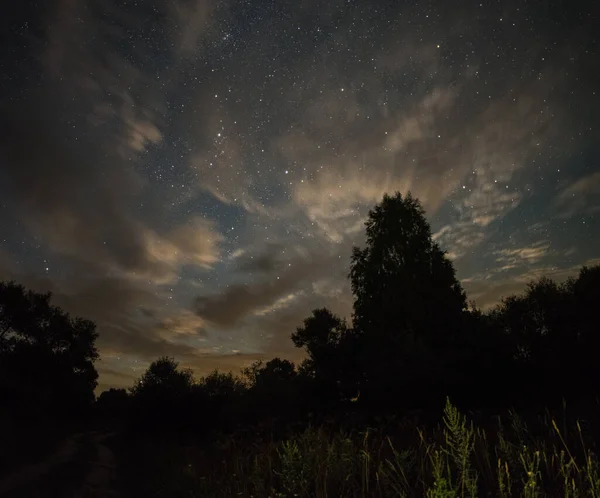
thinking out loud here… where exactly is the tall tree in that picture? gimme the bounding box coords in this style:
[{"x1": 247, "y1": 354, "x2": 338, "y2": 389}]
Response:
[{"x1": 349, "y1": 192, "x2": 467, "y2": 407}]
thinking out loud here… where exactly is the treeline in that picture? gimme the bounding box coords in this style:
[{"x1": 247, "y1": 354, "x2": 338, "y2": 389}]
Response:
[{"x1": 96, "y1": 193, "x2": 600, "y2": 441}]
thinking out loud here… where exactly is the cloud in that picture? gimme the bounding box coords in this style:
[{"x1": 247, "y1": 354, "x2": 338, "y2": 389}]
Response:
[
  {"x1": 195, "y1": 249, "x2": 334, "y2": 328},
  {"x1": 279, "y1": 46, "x2": 561, "y2": 258},
  {"x1": 0, "y1": 113, "x2": 222, "y2": 284},
  {"x1": 556, "y1": 172, "x2": 600, "y2": 217},
  {"x1": 494, "y1": 241, "x2": 552, "y2": 271},
  {"x1": 140, "y1": 217, "x2": 224, "y2": 284},
  {"x1": 253, "y1": 278, "x2": 354, "y2": 360},
  {"x1": 236, "y1": 244, "x2": 286, "y2": 273},
  {"x1": 293, "y1": 167, "x2": 409, "y2": 243},
  {"x1": 428, "y1": 81, "x2": 560, "y2": 261},
  {"x1": 284, "y1": 87, "x2": 457, "y2": 243},
  {"x1": 155, "y1": 310, "x2": 207, "y2": 339},
  {"x1": 42, "y1": 0, "x2": 167, "y2": 157},
  {"x1": 169, "y1": 0, "x2": 221, "y2": 58},
  {"x1": 0, "y1": 91, "x2": 223, "y2": 285},
  {"x1": 0, "y1": 102, "x2": 150, "y2": 271}
]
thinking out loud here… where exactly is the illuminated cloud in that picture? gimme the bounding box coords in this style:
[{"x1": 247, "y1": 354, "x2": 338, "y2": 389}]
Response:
[
  {"x1": 556, "y1": 173, "x2": 600, "y2": 217},
  {"x1": 494, "y1": 241, "x2": 552, "y2": 272}
]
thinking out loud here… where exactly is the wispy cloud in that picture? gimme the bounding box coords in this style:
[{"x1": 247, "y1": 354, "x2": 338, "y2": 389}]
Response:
[
  {"x1": 494, "y1": 241, "x2": 552, "y2": 272},
  {"x1": 556, "y1": 172, "x2": 600, "y2": 217}
]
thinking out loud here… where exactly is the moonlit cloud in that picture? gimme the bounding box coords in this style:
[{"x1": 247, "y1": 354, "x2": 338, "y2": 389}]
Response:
[{"x1": 556, "y1": 173, "x2": 600, "y2": 217}]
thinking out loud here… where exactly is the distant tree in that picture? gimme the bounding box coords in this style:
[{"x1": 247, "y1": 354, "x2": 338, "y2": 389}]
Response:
[
  {"x1": 241, "y1": 360, "x2": 264, "y2": 387},
  {"x1": 199, "y1": 370, "x2": 245, "y2": 398},
  {"x1": 348, "y1": 192, "x2": 468, "y2": 408},
  {"x1": 488, "y1": 265, "x2": 600, "y2": 403},
  {"x1": 130, "y1": 356, "x2": 195, "y2": 399},
  {"x1": 492, "y1": 277, "x2": 575, "y2": 365},
  {"x1": 292, "y1": 308, "x2": 360, "y2": 404},
  {"x1": 97, "y1": 387, "x2": 129, "y2": 405},
  {"x1": 241, "y1": 358, "x2": 300, "y2": 424},
  {"x1": 128, "y1": 357, "x2": 197, "y2": 437},
  {"x1": 569, "y1": 265, "x2": 600, "y2": 355},
  {"x1": 96, "y1": 388, "x2": 130, "y2": 421},
  {"x1": 0, "y1": 281, "x2": 98, "y2": 417},
  {"x1": 253, "y1": 358, "x2": 296, "y2": 388},
  {"x1": 197, "y1": 370, "x2": 247, "y2": 434},
  {"x1": 292, "y1": 308, "x2": 348, "y2": 367}
]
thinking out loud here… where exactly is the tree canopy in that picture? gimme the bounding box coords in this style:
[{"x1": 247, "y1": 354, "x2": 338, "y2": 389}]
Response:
[
  {"x1": 350, "y1": 192, "x2": 467, "y2": 340},
  {"x1": 345, "y1": 192, "x2": 468, "y2": 406},
  {"x1": 0, "y1": 281, "x2": 98, "y2": 417}
]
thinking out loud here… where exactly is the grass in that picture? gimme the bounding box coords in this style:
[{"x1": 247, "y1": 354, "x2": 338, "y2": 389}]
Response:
[{"x1": 115, "y1": 398, "x2": 600, "y2": 497}]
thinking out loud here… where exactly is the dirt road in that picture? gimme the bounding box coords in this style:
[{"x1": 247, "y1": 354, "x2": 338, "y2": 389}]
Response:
[{"x1": 0, "y1": 431, "x2": 119, "y2": 497}]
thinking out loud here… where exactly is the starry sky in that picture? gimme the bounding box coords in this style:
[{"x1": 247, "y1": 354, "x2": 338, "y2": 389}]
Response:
[{"x1": 1, "y1": 0, "x2": 598, "y2": 391}]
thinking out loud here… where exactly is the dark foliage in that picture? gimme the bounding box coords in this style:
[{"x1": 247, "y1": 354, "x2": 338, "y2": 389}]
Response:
[
  {"x1": 96, "y1": 387, "x2": 130, "y2": 421},
  {"x1": 348, "y1": 193, "x2": 468, "y2": 410},
  {"x1": 0, "y1": 282, "x2": 99, "y2": 474},
  {"x1": 0, "y1": 281, "x2": 99, "y2": 419}
]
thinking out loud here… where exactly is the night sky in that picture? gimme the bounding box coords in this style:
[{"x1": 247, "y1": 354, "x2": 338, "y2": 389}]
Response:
[{"x1": 1, "y1": 0, "x2": 598, "y2": 391}]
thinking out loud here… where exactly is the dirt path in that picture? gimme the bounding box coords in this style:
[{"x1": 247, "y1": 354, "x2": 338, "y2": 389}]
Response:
[
  {"x1": 76, "y1": 432, "x2": 120, "y2": 498},
  {"x1": 0, "y1": 431, "x2": 120, "y2": 497}
]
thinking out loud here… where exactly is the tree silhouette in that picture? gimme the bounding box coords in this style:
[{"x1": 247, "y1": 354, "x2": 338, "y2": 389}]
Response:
[
  {"x1": 197, "y1": 370, "x2": 248, "y2": 434},
  {"x1": 292, "y1": 308, "x2": 359, "y2": 405},
  {"x1": 240, "y1": 358, "x2": 301, "y2": 425},
  {"x1": 130, "y1": 356, "x2": 195, "y2": 399},
  {"x1": 348, "y1": 192, "x2": 468, "y2": 408},
  {"x1": 569, "y1": 265, "x2": 600, "y2": 356},
  {"x1": 292, "y1": 308, "x2": 348, "y2": 371},
  {"x1": 96, "y1": 388, "x2": 130, "y2": 424},
  {"x1": 199, "y1": 369, "x2": 245, "y2": 398},
  {"x1": 253, "y1": 358, "x2": 296, "y2": 388},
  {"x1": 493, "y1": 278, "x2": 575, "y2": 365},
  {"x1": 97, "y1": 387, "x2": 129, "y2": 408},
  {"x1": 0, "y1": 281, "x2": 98, "y2": 418},
  {"x1": 129, "y1": 357, "x2": 198, "y2": 437},
  {"x1": 488, "y1": 265, "x2": 600, "y2": 404}
]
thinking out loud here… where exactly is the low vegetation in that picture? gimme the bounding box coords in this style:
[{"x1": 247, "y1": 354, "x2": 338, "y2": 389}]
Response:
[{"x1": 116, "y1": 398, "x2": 600, "y2": 497}]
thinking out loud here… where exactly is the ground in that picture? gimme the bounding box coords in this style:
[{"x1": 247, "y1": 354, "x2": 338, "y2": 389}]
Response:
[{"x1": 0, "y1": 431, "x2": 119, "y2": 498}]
